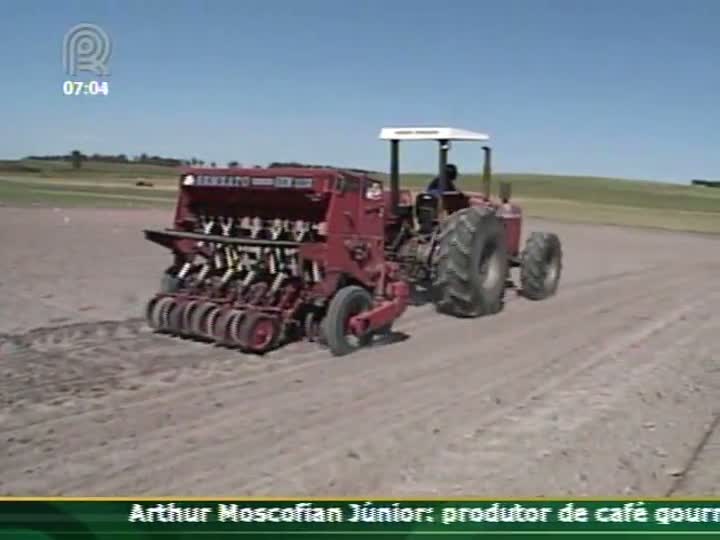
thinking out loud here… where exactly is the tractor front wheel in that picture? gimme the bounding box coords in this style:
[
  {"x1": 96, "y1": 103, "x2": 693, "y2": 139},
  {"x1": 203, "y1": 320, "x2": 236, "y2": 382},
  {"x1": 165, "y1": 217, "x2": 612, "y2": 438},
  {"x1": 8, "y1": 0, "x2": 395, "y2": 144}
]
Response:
[
  {"x1": 520, "y1": 232, "x2": 563, "y2": 300},
  {"x1": 433, "y1": 207, "x2": 509, "y2": 317},
  {"x1": 323, "y1": 286, "x2": 374, "y2": 357}
]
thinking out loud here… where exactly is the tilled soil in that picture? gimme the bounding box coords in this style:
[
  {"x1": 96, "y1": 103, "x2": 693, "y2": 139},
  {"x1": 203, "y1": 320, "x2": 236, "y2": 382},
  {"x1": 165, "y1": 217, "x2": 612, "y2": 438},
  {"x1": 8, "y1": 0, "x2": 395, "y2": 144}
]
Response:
[{"x1": 0, "y1": 207, "x2": 718, "y2": 496}]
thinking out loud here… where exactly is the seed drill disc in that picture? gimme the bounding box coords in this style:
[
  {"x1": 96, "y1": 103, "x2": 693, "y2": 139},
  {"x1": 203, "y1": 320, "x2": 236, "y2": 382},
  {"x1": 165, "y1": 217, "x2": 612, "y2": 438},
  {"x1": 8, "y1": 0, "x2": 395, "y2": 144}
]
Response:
[
  {"x1": 145, "y1": 297, "x2": 160, "y2": 330},
  {"x1": 166, "y1": 299, "x2": 184, "y2": 335},
  {"x1": 180, "y1": 300, "x2": 201, "y2": 336},
  {"x1": 212, "y1": 308, "x2": 237, "y2": 345},
  {"x1": 189, "y1": 301, "x2": 216, "y2": 339},
  {"x1": 148, "y1": 297, "x2": 174, "y2": 332},
  {"x1": 203, "y1": 306, "x2": 222, "y2": 340},
  {"x1": 239, "y1": 312, "x2": 279, "y2": 354},
  {"x1": 228, "y1": 310, "x2": 247, "y2": 348}
]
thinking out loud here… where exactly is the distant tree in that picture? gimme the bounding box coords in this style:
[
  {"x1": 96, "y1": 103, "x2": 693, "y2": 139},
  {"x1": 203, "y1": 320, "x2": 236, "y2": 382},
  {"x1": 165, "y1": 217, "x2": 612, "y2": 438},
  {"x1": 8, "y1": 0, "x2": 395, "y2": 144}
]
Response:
[
  {"x1": 210, "y1": 161, "x2": 217, "y2": 168},
  {"x1": 70, "y1": 150, "x2": 83, "y2": 169},
  {"x1": 269, "y1": 161, "x2": 304, "y2": 168},
  {"x1": 190, "y1": 158, "x2": 198, "y2": 166},
  {"x1": 139, "y1": 153, "x2": 148, "y2": 163},
  {"x1": 227, "y1": 160, "x2": 239, "y2": 168}
]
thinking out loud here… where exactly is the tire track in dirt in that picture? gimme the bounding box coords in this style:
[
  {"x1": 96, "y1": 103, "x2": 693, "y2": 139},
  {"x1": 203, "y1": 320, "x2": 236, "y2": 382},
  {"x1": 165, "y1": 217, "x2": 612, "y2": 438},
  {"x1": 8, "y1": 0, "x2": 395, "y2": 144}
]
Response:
[
  {"x1": 667, "y1": 411, "x2": 720, "y2": 496},
  {"x1": 1, "y1": 263, "x2": 680, "y2": 435},
  {"x1": 0, "y1": 325, "x2": 200, "y2": 412},
  {"x1": 0, "y1": 318, "x2": 147, "y2": 354},
  {"x1": 376, "y1": 296, "x2": 720, "y2": 497},
  {"x1": 226, "y1": 281, "x2": 714, "y2": 495},
  {"x1": 667, "y1": 414, "x2": 720, "y2": 496},
  {"x1": 2, "y1": 262, "x2": 704, "y2": 489},
  {"x1": 665, "y1": 318, "x2": 720, "y2": 498},
  {"x1": 0, "y1": 264, "x2": 656, "y2": 356},
  {"x1": 138, "y1": 271, "x2": 714, "y2": 495},
  {"x1": 0, "y1": 265, "x2": 666, "y2": 433}
]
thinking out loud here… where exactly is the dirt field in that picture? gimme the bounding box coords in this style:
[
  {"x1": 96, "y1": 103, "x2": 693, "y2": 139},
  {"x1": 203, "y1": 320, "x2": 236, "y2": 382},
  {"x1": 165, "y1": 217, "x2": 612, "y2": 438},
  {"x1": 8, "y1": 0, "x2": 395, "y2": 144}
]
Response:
[{"x1": 1, "y1": 206, "x2": 718, "y2": 497}]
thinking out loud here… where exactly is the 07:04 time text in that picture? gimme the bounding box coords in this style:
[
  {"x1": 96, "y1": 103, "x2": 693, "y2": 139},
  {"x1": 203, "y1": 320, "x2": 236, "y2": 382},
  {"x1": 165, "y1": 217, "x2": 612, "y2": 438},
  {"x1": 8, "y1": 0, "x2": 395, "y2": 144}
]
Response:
[{"x1": 62, "y1": 81, "x2": 110, "y2": 96}]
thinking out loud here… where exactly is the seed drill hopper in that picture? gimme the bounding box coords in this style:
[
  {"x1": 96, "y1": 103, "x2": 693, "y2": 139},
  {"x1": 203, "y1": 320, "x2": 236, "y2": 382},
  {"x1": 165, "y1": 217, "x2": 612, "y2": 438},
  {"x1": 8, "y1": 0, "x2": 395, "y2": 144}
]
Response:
[{"x1": 143, "y1": 167, "x2": 410, "y2": 355}]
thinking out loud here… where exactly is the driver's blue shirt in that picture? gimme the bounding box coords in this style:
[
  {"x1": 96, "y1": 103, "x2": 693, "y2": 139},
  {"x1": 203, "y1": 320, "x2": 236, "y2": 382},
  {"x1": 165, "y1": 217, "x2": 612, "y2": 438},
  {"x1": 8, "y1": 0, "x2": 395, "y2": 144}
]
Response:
[{"x1": 426, "y1": 176, "x2": 457, "y2": 195}]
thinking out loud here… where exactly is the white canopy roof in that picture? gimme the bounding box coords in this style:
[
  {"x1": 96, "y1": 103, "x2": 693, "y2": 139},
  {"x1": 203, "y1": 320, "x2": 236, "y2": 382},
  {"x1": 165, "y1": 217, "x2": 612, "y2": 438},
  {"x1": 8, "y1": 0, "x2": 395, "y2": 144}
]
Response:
[{"x1": 379, "y1": 126, "x2": 490, "y2": 141}]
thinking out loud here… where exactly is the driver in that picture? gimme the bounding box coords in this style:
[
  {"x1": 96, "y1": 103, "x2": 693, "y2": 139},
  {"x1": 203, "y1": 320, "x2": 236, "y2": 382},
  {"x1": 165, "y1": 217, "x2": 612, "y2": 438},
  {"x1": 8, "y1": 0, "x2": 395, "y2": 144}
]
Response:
[{"x1": 426, "y1": 163, "x2": 460, "y2": 195}]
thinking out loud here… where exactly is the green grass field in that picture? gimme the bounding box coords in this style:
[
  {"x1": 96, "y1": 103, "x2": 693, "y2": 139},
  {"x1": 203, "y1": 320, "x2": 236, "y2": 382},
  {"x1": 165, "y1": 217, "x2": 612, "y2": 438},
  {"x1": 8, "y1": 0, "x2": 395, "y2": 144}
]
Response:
[
  {"x1": 0, "y1": 158, "x2": 181, "y2": 178},
  {"x1": 0, "y1": 159, "x2": 178, "y2": 208},
  {"x1": 1, "y1": 159, "x2": 718, "y2": 233}
]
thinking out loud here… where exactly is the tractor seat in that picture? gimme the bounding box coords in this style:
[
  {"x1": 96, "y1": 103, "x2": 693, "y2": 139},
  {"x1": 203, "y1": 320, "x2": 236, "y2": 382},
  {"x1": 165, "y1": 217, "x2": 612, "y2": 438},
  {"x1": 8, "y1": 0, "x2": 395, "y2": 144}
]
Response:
[{"x1": 415, "y1": 192, "x2": 437, "y2": 212}]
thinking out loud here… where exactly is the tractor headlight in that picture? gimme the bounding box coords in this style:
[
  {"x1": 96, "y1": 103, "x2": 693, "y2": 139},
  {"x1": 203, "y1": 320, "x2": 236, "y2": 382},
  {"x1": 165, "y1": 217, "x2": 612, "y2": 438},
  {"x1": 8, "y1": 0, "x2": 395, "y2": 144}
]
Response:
[{"x1": 182, "y1": 174, "x2": 195, "y2": 186}]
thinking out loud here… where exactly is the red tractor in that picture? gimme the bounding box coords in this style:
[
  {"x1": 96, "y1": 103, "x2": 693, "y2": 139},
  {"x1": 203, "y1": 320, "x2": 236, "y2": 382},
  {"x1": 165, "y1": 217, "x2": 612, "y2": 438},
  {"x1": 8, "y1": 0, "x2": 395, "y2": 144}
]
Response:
[
  {"x1": 379, "y1": 127, "x2": 563, "y2": 317},
  {"x1": 143, "y1": 127, "x2": 562, "y2": 356}
]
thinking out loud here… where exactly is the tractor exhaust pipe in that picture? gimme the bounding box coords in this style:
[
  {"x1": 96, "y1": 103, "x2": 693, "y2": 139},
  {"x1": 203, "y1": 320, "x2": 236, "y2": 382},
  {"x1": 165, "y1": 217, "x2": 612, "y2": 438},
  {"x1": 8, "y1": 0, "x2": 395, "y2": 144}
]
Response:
[
  {"x1": 482, "y1": 146, "x2": 492, "y2": 200},
  {"x1": 390, "y1": 139, "x2": 400, "y2": 214},
  {"x1": 438, "y1": 139, "x2": 449, "y2": 217}
]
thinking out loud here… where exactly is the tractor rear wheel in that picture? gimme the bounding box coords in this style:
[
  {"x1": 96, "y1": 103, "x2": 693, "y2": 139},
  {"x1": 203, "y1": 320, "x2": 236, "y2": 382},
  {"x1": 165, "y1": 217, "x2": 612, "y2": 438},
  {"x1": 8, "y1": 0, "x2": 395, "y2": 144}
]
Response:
[
  {"x1": 433, "y1": 207, "x2": 509, "y2": 317},
  {"x1": 323, "y1": 286, "x2": 374, "y2": 357},
  {"x1": 520, "y1": 232, "x2": 562, "y2": 300}
]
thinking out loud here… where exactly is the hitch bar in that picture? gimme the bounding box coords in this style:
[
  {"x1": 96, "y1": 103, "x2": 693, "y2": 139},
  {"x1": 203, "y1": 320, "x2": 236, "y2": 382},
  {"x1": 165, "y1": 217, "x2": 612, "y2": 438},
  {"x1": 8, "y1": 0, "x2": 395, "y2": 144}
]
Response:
[{"x1": 144, "y1": 229, "x2": 301, "y2": 248}]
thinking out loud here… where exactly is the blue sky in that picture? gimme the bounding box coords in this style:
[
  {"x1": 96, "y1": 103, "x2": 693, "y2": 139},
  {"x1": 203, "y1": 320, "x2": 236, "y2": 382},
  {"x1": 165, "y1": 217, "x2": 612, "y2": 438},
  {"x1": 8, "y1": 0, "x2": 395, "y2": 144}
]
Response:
[{"x1": 1, "y1": 0, "x2": 718, "y2": 181}]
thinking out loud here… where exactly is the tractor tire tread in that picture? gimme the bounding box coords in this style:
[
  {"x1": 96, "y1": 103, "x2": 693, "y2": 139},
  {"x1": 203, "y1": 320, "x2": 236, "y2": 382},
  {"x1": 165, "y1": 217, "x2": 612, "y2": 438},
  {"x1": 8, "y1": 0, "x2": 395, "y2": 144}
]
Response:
[
  {"x1": 433, "y1": 206, "x2": 508, "y2": 318},
  {"x1": 520, "y1": 231, "x2": 563, "y2": 301},
  {"x1": 323, "y1": 285, "x2": 373, "y2": 357}
]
